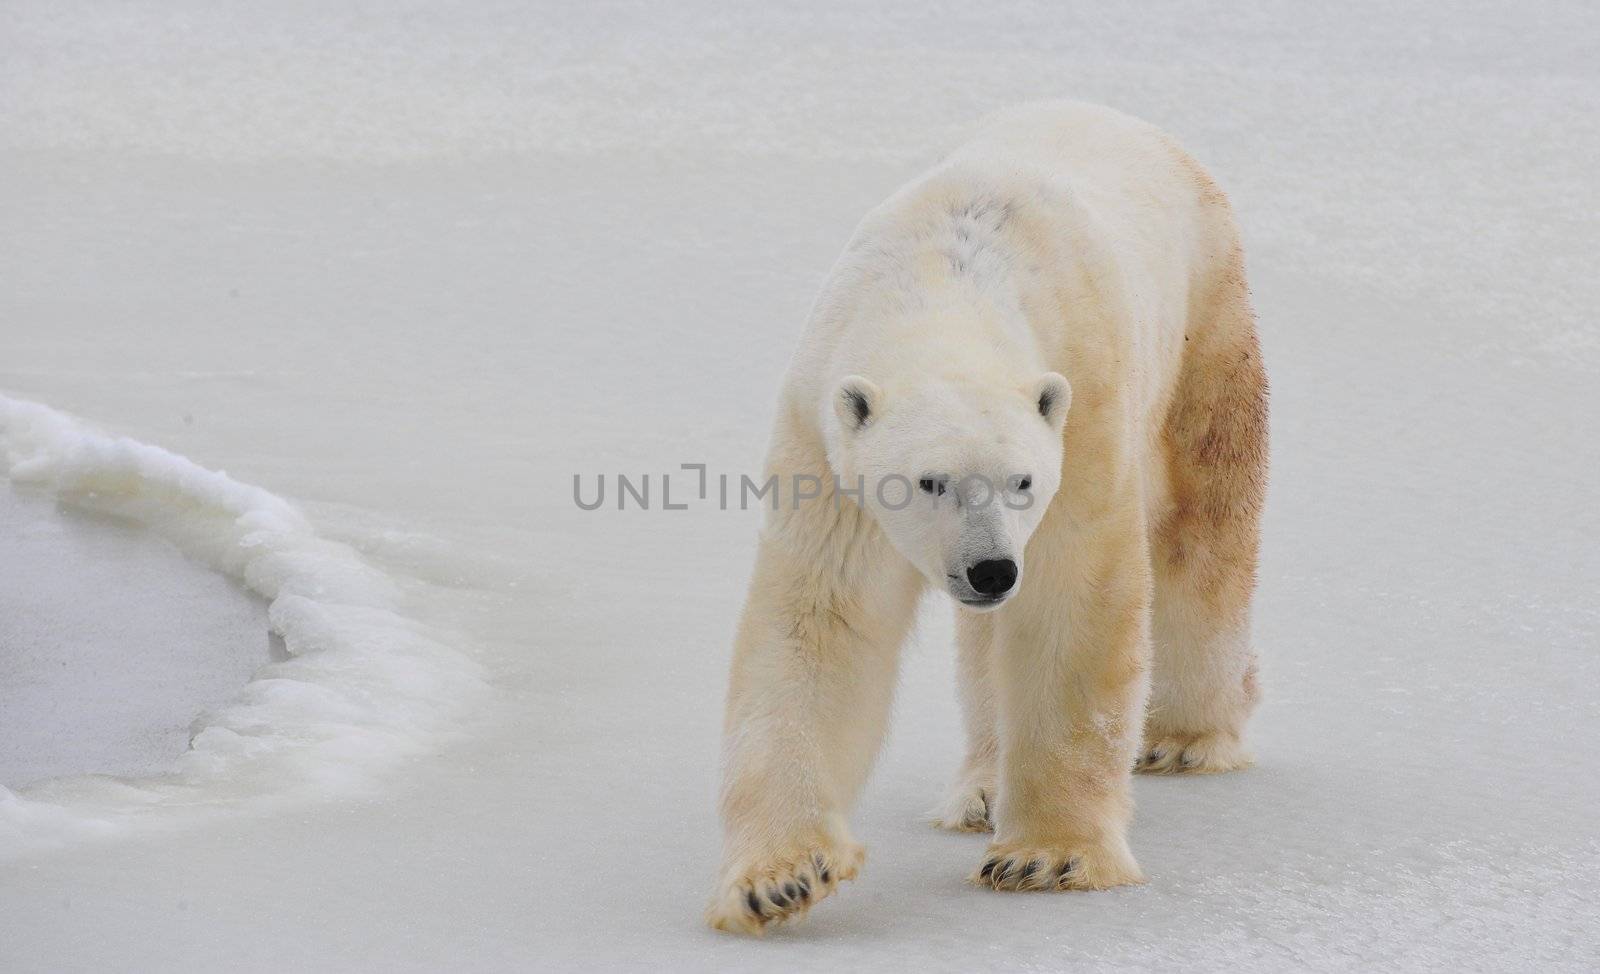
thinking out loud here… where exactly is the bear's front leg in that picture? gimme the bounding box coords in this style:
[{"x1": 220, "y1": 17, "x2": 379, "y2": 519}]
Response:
[
  {"x1": 707, "y1": 531, "x2": 921, "y2": 935},
  {"x1": 977, "y1": 515, "x2": 1151, "y2": 892}
]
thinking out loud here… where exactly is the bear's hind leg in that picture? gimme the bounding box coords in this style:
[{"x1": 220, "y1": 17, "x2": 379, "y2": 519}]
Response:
[
  {"x1": 1140, "y1": 263, "x2": 1268, "y2": 775},
  {"x1": 934, "y1": 612, "x2": 997, "y2": 832}
]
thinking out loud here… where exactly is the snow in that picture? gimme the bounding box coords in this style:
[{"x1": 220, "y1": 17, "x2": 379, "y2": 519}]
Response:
[
  {"x1": 0, "y1": 485, "x2": 269, "y2": 787},
  {"x1": 0, "y1": 398, "x2": 488, "y2": 855},
  {"x1": 1, "y1": 0, "x2": 1598, "y2": 970}
]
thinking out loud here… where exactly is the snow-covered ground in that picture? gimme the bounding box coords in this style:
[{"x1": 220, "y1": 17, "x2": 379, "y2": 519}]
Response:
[
  {"x1": 2, "y1": 1, "x2": 1598, "y2": 970},
  {"x1": 0, "y1": 486, "x2": 268, "y2": 787}
]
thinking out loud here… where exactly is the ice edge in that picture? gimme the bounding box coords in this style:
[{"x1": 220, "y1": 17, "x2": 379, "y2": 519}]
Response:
[{"x1": 0, "y1": 394, "x2": 488, "y2": 858}]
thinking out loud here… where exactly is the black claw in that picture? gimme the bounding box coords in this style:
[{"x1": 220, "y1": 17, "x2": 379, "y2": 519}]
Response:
[
  {"x1": 1146, "y1": 750, "x2": 1162, "y2": 764},
  {"x1": 769, "y1": 887, "x2": 790, "y2": 908},
  {"x1": 784, "y1": 883, "x2": 799, "y2": 901},
  {"x1": 746, "y1": 890, "x2": 762, "y2": 916},
  {"x1": 1020, "y1": 860, "x2": 1039, "y2": 882},
  {"x1": 980, "y1": 858, "x2": 998, "y2": 880},
  {"x1": 1179, "y1": 752, "x2": 1197, "y2": 767},
  {"x1": 796, "y1": 880, "x2": 811, "y2": 900},
  {"x1": 1061, "y1": 858, "x2": 1079, "y2": 876}
]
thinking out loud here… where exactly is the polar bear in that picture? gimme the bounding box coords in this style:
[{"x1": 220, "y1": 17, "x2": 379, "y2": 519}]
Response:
[{"x1": 707, "y1": 101, "x2": 1268, "y2": 935}]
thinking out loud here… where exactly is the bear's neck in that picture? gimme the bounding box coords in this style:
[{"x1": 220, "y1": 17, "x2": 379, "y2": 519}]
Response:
[{"x1": 853, "y1": 279, "x2": 1048, "y2": 389}]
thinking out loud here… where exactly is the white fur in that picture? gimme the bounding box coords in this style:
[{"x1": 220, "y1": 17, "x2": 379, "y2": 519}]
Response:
[{"x1": 708, "y1": 101, "x2": 1264, "y2": 934}]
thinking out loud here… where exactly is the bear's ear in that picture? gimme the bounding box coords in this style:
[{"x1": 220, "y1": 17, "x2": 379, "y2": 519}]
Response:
[
  {"x1": 1034, "y1": 372, "x2": 1072, "y2": 429},
  {"x1": 833, "y1": 375, "x2": 882, "y2": 432}
]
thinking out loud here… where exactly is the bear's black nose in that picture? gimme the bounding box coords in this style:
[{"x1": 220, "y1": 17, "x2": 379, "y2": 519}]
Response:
[{"x1": 966, "y1": 559, "x2": 1018, "y2": 597}]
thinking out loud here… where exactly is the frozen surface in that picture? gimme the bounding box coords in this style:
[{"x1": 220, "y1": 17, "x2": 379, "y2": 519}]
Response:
[
  {"x1": 0, "y1": 485, "x2": 271, "y2": 786},
  {"x1": 1, "y1": 0, "x2": 1598, "y2": 971},
  {"x1": 0, "y1": 396, "x2": 487, "y2": 854}
]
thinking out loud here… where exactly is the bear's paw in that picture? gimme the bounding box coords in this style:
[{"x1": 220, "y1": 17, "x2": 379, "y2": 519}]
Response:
[
  {"x1": 705, "y1": 840, "x2": 865, "y2": 936},
  {"x1": 972, "y1": 837, "x2": 1144, "y2": 892},
  {"x1": 932, "y1": 778, "x2": 994, "y2": 833},
  {"x1": 1135, "y1": 730, "x2": 1252, "y2": 774}
]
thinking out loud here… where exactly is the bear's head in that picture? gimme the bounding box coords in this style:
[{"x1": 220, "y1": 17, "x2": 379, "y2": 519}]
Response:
[{"x1": 827, "y1": 371, "x2": 1071, "y2": 611}]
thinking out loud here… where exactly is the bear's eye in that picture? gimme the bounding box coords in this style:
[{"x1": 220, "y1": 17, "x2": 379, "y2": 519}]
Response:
[
  {"x1": 1014, "y1": 475, "x2": 1033, "y2": 492},
  {"x1": 918, "y1": 476, "x2": 947, "y2": 496}
]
